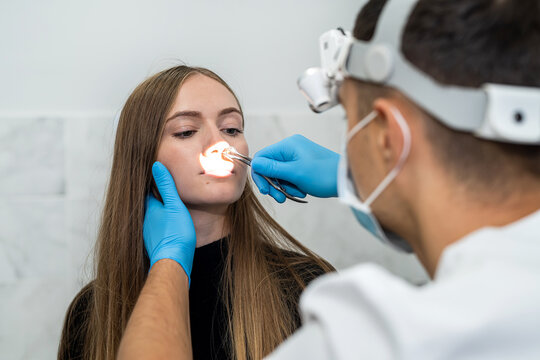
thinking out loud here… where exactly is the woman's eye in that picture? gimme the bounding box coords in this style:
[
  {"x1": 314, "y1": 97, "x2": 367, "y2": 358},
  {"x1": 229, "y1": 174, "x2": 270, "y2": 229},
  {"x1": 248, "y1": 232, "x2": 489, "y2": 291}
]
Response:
[
  {"x1": 223, "y1": 128, "x2": 243, "y2": 136},
  {"x1": 173, "y1": 130, "x2": 196, "y2": 139}
]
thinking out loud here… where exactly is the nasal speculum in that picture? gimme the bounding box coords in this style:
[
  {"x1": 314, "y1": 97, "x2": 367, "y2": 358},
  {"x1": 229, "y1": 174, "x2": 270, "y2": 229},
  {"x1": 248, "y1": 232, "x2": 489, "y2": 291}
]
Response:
[{"x1": 222, "y1": 147, "x2": 308, "y2": 204}]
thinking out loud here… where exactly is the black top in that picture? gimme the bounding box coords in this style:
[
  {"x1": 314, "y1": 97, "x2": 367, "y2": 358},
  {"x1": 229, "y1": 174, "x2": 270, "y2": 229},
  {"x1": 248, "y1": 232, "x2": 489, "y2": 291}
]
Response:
[
  {"x1": 60, "y1": 238, "x2": 327, "y2": 360},
  {"x1": 189, "y1": 237, "x2": 230, "y2": 359}
]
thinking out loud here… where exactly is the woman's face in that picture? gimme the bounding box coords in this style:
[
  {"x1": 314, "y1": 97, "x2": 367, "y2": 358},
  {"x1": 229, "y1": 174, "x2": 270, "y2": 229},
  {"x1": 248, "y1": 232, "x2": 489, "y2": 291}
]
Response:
[{"x1": 156, "y1": 73, "x2": 249, "y2": 208}]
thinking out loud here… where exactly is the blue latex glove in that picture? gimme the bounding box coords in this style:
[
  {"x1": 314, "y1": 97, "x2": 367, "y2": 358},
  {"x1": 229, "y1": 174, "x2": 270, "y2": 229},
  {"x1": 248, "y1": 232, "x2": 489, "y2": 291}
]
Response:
[
  {"x1": 251, "y1": 134, "x2": 340, "y2": 203},
  {"x1": 143, "y1": 162, "x2": 196, "y2": 284}
]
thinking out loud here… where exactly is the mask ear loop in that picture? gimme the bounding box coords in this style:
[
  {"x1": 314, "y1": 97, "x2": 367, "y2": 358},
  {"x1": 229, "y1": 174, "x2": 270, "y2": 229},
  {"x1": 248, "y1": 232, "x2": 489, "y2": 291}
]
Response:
[
  {"x1": 346, "y1": 107, "x2": 412, "y2": 207},
  {"x1": 346, "y1": 110, "x2": 379, "y2": 142}
]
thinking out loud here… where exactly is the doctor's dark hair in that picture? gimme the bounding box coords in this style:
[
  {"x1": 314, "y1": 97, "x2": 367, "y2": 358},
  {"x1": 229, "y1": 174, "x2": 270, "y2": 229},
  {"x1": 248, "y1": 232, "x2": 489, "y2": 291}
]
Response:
[
  {"x1": 354, "y1": 0, "x2": 540, "y2": 192},
  {"x1": 58, "y1": 65, "x2": 333, "y2": 360}
]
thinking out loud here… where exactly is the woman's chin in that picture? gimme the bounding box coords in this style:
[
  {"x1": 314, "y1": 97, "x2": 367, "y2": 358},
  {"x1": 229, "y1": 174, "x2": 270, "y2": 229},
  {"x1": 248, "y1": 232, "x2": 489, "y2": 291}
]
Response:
[
  {"x1": 202, "y1": 170, "x2": 233, "y2": 178},
  {"x1": 183, "y1": 191, "x2": 243, "y2": 208}
]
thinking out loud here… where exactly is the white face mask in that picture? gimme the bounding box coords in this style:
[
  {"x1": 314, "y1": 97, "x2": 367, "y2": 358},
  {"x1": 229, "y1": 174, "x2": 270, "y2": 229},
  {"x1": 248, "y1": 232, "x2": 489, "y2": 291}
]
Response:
[{"x1": 337, "y1": 107, "x2": 413, "y2": 253}]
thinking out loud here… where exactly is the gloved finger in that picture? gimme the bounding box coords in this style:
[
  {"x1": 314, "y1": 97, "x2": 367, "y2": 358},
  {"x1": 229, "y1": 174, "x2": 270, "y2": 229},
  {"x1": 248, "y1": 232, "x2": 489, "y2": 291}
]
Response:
[
  {"x1": 144, "y1": 193, "x2": 163, "y2": 214},
  {"x1": 250, "y1": 169, "x2": 270, "y2": 195},
  {"x1": 268, "y1": 186, "x2": 286, "y2": 203},
  {"x1": 251, "y1": 157, "x2": 297, "y2": 185},
  {"x1": 253, "y1": 136, "x2": 301, "y2": 162},
  {"x1": 152, "y1": 162, "x2": 181, "y2": 208},
  {"x1": 279, "y1": 183, "x2": 307, "y2": 198}
]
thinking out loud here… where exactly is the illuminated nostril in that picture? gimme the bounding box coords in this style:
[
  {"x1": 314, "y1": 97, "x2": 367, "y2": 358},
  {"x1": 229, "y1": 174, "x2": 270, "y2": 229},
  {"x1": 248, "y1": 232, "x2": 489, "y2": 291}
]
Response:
[{"x1": 200, "y1": 141, "x2": 234, "y2": 177}]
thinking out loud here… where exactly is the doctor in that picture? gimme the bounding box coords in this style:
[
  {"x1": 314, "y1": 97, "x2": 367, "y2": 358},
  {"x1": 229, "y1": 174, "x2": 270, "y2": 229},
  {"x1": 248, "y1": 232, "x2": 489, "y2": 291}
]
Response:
[{"x1": 118, "y1": 0, "x2": 540, "y2": 358}]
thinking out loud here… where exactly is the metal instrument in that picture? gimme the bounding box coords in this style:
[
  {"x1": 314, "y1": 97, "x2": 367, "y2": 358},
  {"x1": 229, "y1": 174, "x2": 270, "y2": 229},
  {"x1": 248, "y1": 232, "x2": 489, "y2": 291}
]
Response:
[{"x1": 222, "y1": 146, "x2": 308, "y2": 203}]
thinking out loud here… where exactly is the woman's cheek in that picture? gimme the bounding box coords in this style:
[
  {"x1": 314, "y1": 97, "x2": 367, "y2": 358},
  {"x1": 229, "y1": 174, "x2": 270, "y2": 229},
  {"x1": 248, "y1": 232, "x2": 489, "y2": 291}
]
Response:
[
  {"x1": 164, "y1": 162, "x2": 192, "y2": 192},
  {"x1": 236, "y1": 164, "x2": 249, "y2": 190},
  {"x1": 233, "y1": 138, "x2": 249, "y2": 156}
]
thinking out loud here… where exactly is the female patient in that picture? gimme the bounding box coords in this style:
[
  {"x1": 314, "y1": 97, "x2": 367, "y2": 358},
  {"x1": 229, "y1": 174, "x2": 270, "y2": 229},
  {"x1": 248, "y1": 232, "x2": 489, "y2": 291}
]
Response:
[{"x1": 58, "y1": 65, "x2": 333, "y2": 360}]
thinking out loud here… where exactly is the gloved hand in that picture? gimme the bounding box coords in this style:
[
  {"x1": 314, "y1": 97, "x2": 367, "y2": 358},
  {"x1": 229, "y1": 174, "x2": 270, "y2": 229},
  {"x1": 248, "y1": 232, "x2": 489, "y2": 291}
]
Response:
[
  {"x1": 251, "y1": 134, "x2": 340, "y2": 203},
  {"x1": 143, "y1": 162, "x2": 196, "y2": 284}
]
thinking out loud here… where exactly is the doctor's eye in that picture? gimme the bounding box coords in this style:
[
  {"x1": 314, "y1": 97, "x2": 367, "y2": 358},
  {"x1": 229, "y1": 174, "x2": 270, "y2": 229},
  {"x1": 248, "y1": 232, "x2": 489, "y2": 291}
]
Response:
[
  {"x1": 173, "y1": 130, "x2": 196, "y2": 139},
  {"x1": 223, "y1": 128, "x2": 243, "y2": 136}
]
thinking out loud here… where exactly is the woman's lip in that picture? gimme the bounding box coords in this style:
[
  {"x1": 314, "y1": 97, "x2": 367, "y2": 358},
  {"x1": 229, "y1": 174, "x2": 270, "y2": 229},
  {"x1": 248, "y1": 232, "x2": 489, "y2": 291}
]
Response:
[{"x1": 199, "y1": 170, "x2": 235, "y2": 176}]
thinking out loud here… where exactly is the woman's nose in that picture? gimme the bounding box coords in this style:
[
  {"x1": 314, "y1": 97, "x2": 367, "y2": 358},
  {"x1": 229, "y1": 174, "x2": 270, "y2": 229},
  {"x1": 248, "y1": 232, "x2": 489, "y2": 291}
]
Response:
[{"x1": 204, "y1": 126, "x2": 227, "y2": 148}]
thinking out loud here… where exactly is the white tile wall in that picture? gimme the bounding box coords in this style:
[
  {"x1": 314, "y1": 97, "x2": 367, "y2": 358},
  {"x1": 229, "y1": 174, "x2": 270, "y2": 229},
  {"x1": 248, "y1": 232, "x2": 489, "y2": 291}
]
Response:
[
  {"x1": 64, "y1": 115, "x2": 117, "y2": 199},
  {"x1": 0, "y1": 118, "x2": 64, "y2": 196},
  {"x1": 0, "y1": 198, "x2": 67, "y2": 279},
  {"x1": 0, "y1": 113, "x2": 428, "y2": 359},
  {"x1": 0, "y1": 116, "x2": 72, "y2": 360}
]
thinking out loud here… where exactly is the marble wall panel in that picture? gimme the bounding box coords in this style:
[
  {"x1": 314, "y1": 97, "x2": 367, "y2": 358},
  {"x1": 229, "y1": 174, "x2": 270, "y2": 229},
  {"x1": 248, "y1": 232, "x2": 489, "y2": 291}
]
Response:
[
  {"x1": 0, "y1": 116, "x2": 69, "y2": 359},
  {"x1": 66, "y1": 198, "x2": 102, "y2": 288},
  {"x1": 64, "y1": 115, "x2": 117, "y2": 200},
  {"x1": 63, "y1": 113, "x2": 117, "y2": 291},
  {"x1": 0, "y1": 117, "x2": 64, "y2": 196},
  {"x1": 0, "y1": 277, "x2": 72, "y2": 360},
  {"x1": 0, "y1": 241, "x2": 17, "y2": 284},
  {"x1": 0, "y1": 198, "x2": 67, "y2": 281}
]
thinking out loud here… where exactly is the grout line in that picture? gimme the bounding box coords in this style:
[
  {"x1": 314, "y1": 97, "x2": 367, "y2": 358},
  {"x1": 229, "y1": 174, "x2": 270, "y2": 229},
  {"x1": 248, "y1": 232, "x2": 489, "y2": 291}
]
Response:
[
  {"x1": 0, "y1": 194, "x2": 66, "y2": 201},
  {"x1": 0, "y1": 110, "x2": 345, "y2": 119},
  {"x1": 0, "y1": 110, "x2": 120, "y2": 119}
]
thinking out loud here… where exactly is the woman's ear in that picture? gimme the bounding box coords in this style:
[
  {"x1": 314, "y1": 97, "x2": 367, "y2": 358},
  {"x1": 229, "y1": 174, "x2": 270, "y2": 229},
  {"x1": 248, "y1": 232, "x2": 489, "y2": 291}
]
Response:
[{"x1": 373, "y1": 98, "x2": 407, "y2": 170}]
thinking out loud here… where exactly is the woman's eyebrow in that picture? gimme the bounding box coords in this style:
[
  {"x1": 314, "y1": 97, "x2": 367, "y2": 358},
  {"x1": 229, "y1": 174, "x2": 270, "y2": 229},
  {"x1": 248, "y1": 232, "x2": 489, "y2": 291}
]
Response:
[
  {"x1": 219, "y1": 107, "x2": 242, "y2": 117},
  {"x1": 166, "y1": 107, "x2": 242, "y2": 122},
  {"x1": 166, "y1": 110, "x2": 201, "y2": 122}
]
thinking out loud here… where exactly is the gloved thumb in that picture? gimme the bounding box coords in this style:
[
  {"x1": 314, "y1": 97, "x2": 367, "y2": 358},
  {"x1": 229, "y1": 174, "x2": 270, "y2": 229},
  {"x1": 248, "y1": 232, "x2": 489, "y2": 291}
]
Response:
[
  {"x1": 152, "y1": 162, "x2": 181, "y2": 208},
  {"x1": 251, "y1": 157, "x2": 296, "y2": 183}
]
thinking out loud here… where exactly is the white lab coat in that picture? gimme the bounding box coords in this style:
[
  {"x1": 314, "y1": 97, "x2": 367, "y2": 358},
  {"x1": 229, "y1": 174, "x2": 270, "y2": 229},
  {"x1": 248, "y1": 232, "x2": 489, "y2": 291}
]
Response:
[{"x1": 267, "y1": 209, "x2": 540, "y2": 359}]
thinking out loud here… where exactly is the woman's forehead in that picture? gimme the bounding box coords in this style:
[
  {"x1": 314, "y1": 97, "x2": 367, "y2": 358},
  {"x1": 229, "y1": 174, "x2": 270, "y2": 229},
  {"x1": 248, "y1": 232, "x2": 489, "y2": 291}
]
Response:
[{"x1": 173, "y1": 74, "x2": 240, "y2": 113}]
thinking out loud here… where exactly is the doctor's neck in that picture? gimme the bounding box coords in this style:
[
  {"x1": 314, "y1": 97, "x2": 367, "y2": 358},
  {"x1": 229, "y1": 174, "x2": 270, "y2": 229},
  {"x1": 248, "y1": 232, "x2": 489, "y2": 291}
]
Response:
[{"x1": 409, "y1": 160, "x2": 540, "y2": 278}]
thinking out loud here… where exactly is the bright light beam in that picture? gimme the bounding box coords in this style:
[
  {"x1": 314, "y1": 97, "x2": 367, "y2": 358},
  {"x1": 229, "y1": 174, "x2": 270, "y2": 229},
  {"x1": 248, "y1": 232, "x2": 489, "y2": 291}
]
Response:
[{"x1": 199, "y1": 141, "x2": 234, "y2": 177}]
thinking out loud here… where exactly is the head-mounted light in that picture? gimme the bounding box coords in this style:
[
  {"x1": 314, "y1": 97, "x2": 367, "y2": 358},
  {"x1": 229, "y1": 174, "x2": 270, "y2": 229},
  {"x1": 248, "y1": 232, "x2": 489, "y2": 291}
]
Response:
[
  {"x1": 298, "y1": 0, "x2": 540, "y2": 144},
  {"x1": 297, "y1": 28, "x2": 350, "y2": 113}
]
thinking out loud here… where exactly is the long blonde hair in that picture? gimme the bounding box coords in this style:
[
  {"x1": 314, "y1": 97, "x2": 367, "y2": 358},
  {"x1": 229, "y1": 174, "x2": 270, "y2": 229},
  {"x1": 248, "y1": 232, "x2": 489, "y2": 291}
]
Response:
[{"x1": 59, "y1": 65, "x2": 333, "y2": 360}]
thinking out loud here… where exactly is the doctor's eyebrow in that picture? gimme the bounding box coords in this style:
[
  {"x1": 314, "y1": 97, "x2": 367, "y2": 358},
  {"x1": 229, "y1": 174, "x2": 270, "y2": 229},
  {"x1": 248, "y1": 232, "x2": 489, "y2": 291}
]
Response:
[{"x1": 166, "y1": 107, "x2": 242, "y2": 122}]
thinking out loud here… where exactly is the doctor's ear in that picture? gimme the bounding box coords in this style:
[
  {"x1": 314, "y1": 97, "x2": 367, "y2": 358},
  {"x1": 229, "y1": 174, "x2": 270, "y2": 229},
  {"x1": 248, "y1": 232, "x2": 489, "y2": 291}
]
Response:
[{"x1": 372, "y1": 98, "x2": 409, "y2": 167}]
